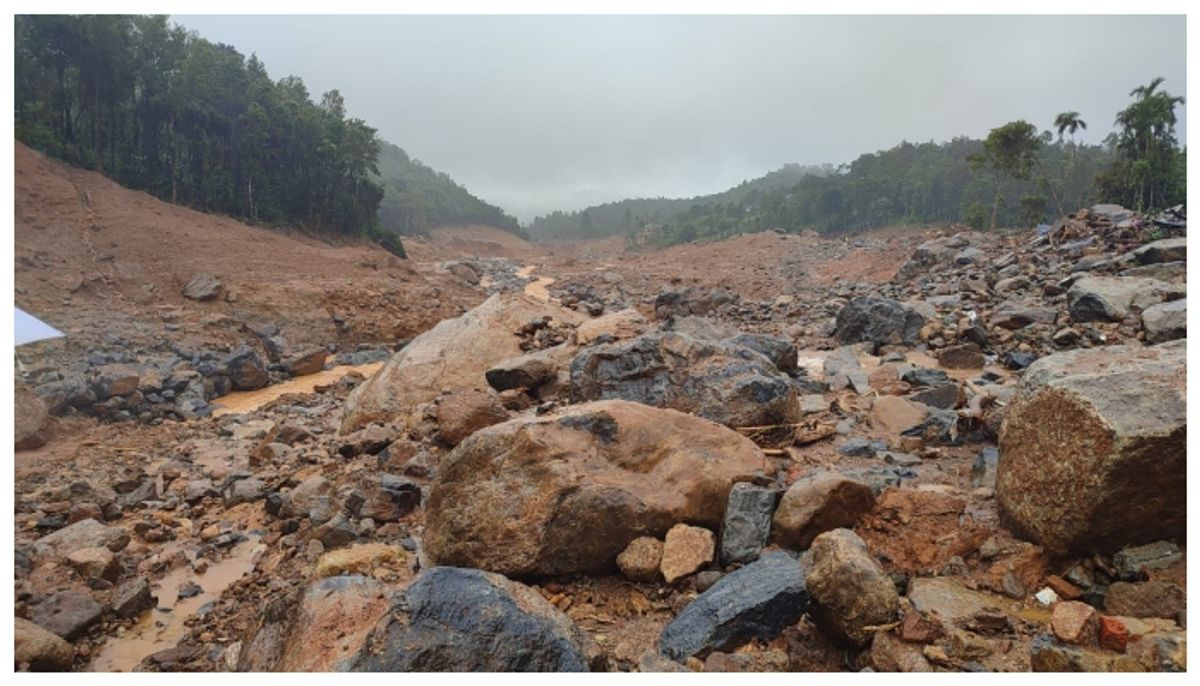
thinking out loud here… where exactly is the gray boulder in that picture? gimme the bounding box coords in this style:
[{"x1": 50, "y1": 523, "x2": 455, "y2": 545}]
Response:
[
  {"x1": 569, "y1": 330, "x2": 799, "y2": 428},
  {"x1": 352, "y1": 567, "x2": 595, "y2": 671},
  {"x1": 1067, "y1": 276, "x2": 1180, "y2": 323},
  {"x1": 1133, "y1": 238, "x2": 1186, "y2": 265},
  {"x1": 658, "y1": 551, "x2": 808, "y2": 661},
  {"x1": 1141, "y1": 298, "x2": 1186, "y2": 343},
  {"x1": 834, "y1": 297, "x2": 926, "y2": 348}
]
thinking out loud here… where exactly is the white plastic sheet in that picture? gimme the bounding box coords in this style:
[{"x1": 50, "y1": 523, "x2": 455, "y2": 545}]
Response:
[{"x1": 14, "y1": 306, "x2": 65, "y2": 346}]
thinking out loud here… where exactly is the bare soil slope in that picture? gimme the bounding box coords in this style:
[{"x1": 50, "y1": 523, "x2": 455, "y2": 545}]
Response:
[{"x1": 14, "y1": 141, "x2": 482, "y2": 355}]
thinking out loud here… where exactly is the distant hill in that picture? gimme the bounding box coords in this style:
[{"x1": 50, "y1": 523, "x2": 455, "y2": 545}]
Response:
[
  {"x1": 527, "y1": 163, "x2": 833, "y2": 240},
  {"x1": 375, "y1": 141, "x2": 525, "y2": 238},
  {"x1": 531, "y1": 137, "x2": 1118, "y2": 247}
]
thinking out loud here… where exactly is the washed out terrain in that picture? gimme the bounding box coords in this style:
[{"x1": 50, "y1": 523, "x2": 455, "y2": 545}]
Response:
[{"x1": 13, "y1": 141, "x2": 1187, "y2": 672}]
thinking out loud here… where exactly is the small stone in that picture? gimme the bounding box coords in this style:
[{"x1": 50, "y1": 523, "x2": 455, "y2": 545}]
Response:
[
  {"x1": 313, "y1": 543, "x2": 407, "y2": 579},
  {"x1": 661, "y1": 524, "x2": 715, "y2": 583},
  {"x1": 693, "y1": 570, "x2": 723, "y2": 592},
  {"x1": 65, "y1": 546, "x2": 120, "y2": 582},
  {"x1": 617, "y1": 537, "x2": 663, "y2": 582},
  {"x1": 869, "y1": 396, "x2": 928, "y2": 434},
  {"x1": 772, "y1": 473, "x2": 875, "y2": 550},
  {"x1": 899, "y1": 612, "x2": 944, "y2": 644},
  {"x1": 1046, "y1": 575, "x2": 1082, "y2": 601},
  {"x1": 1098, "y1": 615, "x2": 1129, "y2": 653},
  {"x1": 1035, "y1": 587, "x2": 1060, "y2": 606},
  {"x1": 112, "y1": 577, "x2": 154, "y2": 618},
  {"x1": 182, "y1": 272, "x2": 222, "y2": 301},
  {"x1": 1052, "y1": 601, "x2": 1099, "y2": 645},
  {"x1": 938, "y1": 342, "x2": 985, "y2": 369},
  {"x1": 719, "y1": 483, "x2": 775, "y2": 565},
  {"x1": 177, "y1": 581, "x2": 202, "y2": 600},
  {"x1": 1112, "y1": 541, "x2": 1182, "y2": 580}
]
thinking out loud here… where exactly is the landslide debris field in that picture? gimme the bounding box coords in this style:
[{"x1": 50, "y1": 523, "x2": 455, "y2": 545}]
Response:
[{"x1": 14, "y1": 144, "x2": 1187, "y2": 673}]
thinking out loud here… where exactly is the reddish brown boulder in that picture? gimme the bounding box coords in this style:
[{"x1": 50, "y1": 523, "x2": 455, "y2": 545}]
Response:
[
  {"x1": 772, "y1": 472, "x2": 875, "y2": 550},
  {"x1": 425, "y1": 400, "x2": 770, "y2": 577},
  {"x1": 434, "y1": 389, "x2": 508, "y2": 447},
  {"x1": 997, "y1": 341, "x2": 1185, "y2": 554}
]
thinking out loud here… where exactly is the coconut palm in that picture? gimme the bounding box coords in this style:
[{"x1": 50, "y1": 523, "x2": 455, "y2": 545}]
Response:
[{"x1": 1054, "y1": 111, "x2": 1087, "y2": 165}]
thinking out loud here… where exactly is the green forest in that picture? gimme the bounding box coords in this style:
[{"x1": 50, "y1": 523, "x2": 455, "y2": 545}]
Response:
[
  {"x1": 375, "y1": 141, "x2": 524, "y2": 238},
  {"x1": 13, "y1": 14, "x2": 524, "y2": 256},
  {"x1": 530, "y1": 80, "x2": 1185, "y2": 248}
]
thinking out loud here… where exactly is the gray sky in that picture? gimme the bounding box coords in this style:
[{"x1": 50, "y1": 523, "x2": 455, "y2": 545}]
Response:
[{"x1": 174, "y1": 14, "x2": 1186, "y2": 221}]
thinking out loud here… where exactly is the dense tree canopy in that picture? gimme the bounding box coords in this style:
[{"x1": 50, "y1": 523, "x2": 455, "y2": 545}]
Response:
[
  {"x1": 1094, "y1": 77, "x2": 1186, "y2": 211},
  {"x1": 15, "y1": 15, "x2": 384, "y2": 236}
]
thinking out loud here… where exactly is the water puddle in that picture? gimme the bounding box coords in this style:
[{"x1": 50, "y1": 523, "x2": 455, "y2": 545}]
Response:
[
  {"x1": 517, "y1": 264, "x2": 556, "y2": 301},
  {"x1": 89, "y1": 535, "x2": 265, "y2": 672},
  {"x1": 210, "y1": 362, "x2": 384, "y2": 417}
]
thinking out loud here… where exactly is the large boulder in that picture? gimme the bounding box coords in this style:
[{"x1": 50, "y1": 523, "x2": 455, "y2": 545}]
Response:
[
  {"x1": 1132, "y1": 238, "x2": 1186, "y2": 265},
  {"x1": 569, "y1": 330, "x2": 799, "y2": 428},
  {"x1": 425, "y1": 400, "x2": 770, "y2": 577},
  {"x1": 658, "y1": 551, "x2": 809, "y2": 661},
  {"x1": 997, "y1": 341, "x2": 1186, "y2": 554},
  {"x1": 351, "y1": 567, "x2": 595, "y2": 672},
  {"x1": 834, "y1": 297, "x2": 926, "y2": 348},
  {"x1": 1066, "y1": 275, "x2": 1180, "y2": 323},
  {"x1": 341, "y1": 294, "x2": 583, "y2": 433},
  {"x1": 15, "y1": 382, "x2": 49, "y2": 450},
  {"x1": 804, "y1": 529, "x2": 898, "y2": 646}
]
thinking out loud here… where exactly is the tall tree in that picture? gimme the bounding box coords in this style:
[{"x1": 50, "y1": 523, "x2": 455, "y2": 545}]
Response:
[{"x1": 1100, "y1": 77, "x2": 1186, "y2": 210}]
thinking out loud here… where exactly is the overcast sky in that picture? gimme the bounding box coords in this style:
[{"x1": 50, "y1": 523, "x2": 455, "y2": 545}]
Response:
[{"x1": 174, "y1": 14, "x2": 1186, "y2": 221}]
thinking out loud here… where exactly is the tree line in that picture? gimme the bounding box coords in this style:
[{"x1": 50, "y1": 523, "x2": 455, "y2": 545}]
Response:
[
  {"x1": 14, "y1": 15, "x2": 526, "y2": 255},
  {"x1": 531, "y1": 78, "x2": 1185, "y2": 247},
  {"x1": 527, "y1": 163, "x2": 834, "y2": 240}
]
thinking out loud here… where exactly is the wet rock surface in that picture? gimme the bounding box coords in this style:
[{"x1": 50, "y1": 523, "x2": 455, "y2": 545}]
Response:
[
  {"x1": 13, "y1": 201, "x2": 1188, "y2": 673},
  {"x1": 351, "y1": 567, "x2": 595, "y2": 672},
  {"x1": 658, "y1": 551, "x2": 809, "y2": 661}
]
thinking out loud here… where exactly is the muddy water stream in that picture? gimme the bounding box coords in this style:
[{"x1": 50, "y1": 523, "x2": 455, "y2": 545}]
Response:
[
  {"x1": 516, "y1": 264, "x2": 556, "y2": 301},
  {"x1": 89, "y1": 535, "x2": 265, "y2": 672},
  {"x1": 210, "y1": 362, "x2": 384, "y2": 417}
]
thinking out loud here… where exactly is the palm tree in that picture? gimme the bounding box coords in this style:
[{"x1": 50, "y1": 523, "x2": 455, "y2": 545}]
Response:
[{"x1": 1054, "y1": 111, "x2": 1087, "y2": 162}]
